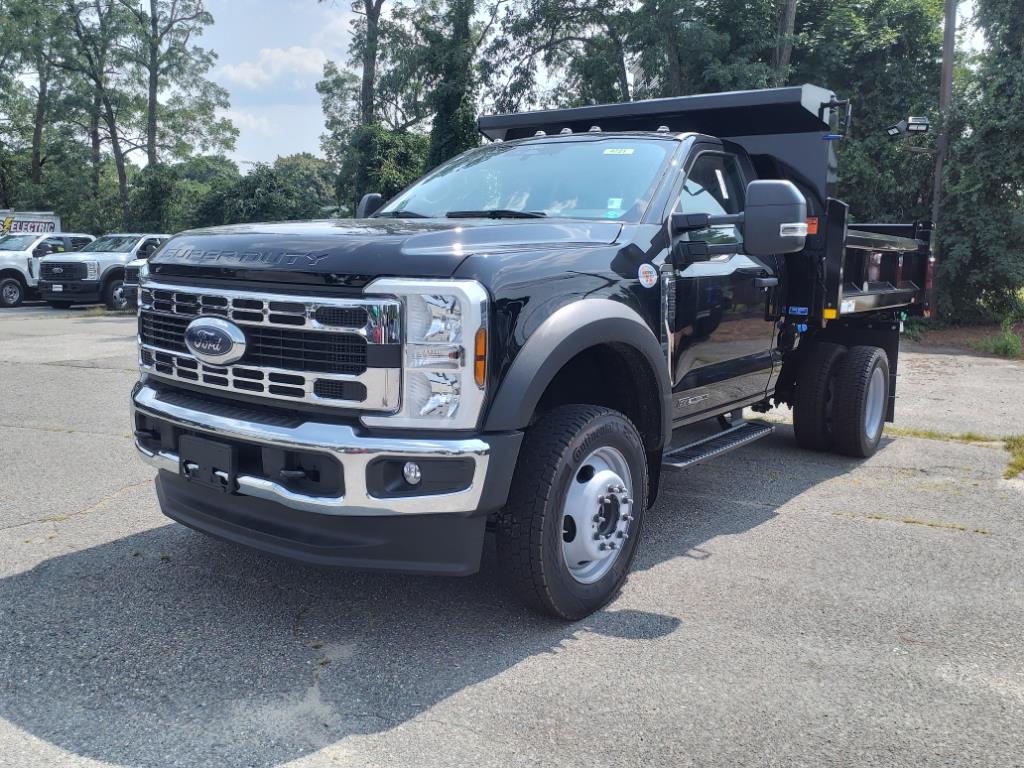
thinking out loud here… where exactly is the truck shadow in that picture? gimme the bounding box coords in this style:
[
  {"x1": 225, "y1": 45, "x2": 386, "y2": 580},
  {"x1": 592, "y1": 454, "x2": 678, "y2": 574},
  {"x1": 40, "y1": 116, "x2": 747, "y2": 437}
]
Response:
[{"x1": 0, "y1": 426, "x2": 870, "y2": 767}]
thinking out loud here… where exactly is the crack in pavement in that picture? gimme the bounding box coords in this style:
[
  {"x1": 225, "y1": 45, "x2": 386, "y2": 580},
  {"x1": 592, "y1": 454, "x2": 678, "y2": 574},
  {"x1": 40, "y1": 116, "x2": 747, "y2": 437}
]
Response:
[{"x1": 0, "y1": 479, "x2": 154, "y2": 531}]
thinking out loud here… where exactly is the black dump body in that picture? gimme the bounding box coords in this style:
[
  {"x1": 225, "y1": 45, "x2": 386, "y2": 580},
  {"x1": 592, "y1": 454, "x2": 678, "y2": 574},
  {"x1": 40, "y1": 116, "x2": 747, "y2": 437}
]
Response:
[{"x1": 480, "y1": 84, "x2": 933, "y2": 321}]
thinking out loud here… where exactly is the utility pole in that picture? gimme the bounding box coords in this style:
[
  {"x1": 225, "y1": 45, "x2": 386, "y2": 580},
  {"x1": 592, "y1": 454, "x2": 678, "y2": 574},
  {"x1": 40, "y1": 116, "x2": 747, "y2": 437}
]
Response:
[{"x1": 930, "y1": 0, "x2": 957, "y2": 232}]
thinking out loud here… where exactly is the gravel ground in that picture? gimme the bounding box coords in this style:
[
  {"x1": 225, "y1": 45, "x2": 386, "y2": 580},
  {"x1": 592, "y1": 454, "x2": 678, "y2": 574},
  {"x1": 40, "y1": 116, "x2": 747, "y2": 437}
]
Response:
[{"x1": 1, "y1": 308, "x2": 1022, "y2": 768}]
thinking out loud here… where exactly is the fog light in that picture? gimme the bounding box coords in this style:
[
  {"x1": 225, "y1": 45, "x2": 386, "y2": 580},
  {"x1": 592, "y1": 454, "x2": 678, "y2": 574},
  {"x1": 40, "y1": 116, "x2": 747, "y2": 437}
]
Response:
[{"x1": 403, "y1": 462, "x2": 422, "y2": 485}]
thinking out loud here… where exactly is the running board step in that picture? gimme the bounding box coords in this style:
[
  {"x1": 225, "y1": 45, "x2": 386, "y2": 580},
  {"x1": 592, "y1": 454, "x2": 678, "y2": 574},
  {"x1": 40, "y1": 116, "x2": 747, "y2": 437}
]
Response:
[{"x1": 662, "y1": 421, "x2": 774, "y2": 471}]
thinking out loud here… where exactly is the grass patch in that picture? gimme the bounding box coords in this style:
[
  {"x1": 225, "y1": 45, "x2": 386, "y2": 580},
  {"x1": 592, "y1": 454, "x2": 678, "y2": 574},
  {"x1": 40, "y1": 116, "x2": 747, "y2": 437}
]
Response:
[
  {"x1": 883, "y1": 426, "x2": 1001, "y2": 443},
  {"x1": 1004, "y1": 435, "x2": 1024, "y2": 479},
  {"x1": 902, "y1": 317, "x2": 929, "y2": 342},
  {"x1": 883, "y1": 426, "x2": 1024, "y2": 480},
  {"x1": 864, "y1": 513, "x2": 989, "y2": 535},
  {"x1": 970, "y1": 318, "x2": 1023, "y2": 358}
]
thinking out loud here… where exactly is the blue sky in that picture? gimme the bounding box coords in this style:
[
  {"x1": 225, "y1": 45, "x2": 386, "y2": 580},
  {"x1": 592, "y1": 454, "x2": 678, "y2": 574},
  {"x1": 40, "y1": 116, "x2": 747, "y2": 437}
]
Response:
[
  {"x1": 201, "y1": 0, "x2": 357, "y2": 166},
  {"x1": 199, "y1": 0, "x2": 984, "y2": 168}
]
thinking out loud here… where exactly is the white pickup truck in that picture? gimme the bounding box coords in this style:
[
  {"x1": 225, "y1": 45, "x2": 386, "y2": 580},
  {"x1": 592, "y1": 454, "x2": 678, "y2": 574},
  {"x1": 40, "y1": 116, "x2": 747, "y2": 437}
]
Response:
[
  {"x1": 0, "y1": 232, "x2": 96, "y2": 307},
  {"x1": 38, "y1": 233, "x2": 169, "y2": 310}
]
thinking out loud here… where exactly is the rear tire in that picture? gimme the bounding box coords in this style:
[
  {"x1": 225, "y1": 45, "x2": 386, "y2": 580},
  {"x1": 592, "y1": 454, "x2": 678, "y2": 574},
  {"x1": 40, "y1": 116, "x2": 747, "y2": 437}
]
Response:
[
  {"x1": 0, "y1": 277, "x2": 25, "y2": 307},
  {"x1": 495, "y1": 405, "x2": 648, "y2": 620},
  {"x1": 793, "y1": 342, "x2": 846, "y2": 451},
  {"x1": 832, "y1": 346, "x2": 890, "y2": 458}
]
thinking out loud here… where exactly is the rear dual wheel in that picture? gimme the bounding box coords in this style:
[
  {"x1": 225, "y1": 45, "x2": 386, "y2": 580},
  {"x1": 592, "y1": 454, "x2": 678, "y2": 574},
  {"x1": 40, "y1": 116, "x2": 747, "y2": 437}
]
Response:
[
  {"x1": 496, "y1": 405, "x2": 648, "y2": 620},
  {"x1": 793, "y1": 342, "x2": 889, "y2": 458}
]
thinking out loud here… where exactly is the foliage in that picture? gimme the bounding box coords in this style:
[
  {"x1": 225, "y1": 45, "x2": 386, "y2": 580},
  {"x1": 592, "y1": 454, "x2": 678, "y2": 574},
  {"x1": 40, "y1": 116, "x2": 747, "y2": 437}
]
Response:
[
  {"x1": 936, "y1": 0, "x2": 1024, "y2": 319},
  {"x1": 971, "y1": 318, "x2": 1024, "y2": 358},
  {"x1": 338, "y1": 124, "x2": 429, "y2": 211}
]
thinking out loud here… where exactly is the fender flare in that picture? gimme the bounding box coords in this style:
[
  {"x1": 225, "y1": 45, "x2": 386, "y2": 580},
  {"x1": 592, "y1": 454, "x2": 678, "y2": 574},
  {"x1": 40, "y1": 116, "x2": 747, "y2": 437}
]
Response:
[
  {"x1": 484, "y1": 299, "x2": 672, "y2": 449},
  {"x1": 101, "y1": 266, "x2": 125, "y2": 290}
]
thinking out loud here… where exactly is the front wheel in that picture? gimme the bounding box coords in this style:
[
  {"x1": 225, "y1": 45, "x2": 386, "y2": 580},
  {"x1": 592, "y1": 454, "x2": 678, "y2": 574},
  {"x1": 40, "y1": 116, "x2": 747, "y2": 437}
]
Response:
[
  {"x1": 104, "y1": 279, "x2": 128, "y2": 310},
  {"x1": 0, "y1": 277, "x2": 25, "y2": 308},
  {"x1": 496, "y1": 405, "x2": 648, "y2": 620}
]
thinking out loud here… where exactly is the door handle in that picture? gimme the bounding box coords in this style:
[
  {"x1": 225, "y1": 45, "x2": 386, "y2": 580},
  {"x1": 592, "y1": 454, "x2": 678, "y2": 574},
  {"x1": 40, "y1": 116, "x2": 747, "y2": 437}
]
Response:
[{"x1": 753, "y1": 277, "x2": 779, "y2": 289}]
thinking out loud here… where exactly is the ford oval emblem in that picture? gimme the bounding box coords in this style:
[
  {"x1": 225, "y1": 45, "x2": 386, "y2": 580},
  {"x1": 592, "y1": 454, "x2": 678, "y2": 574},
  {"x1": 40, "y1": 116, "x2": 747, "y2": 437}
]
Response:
[{"x1": 184, "y1": 317, "x2": 246, "y2": 366}]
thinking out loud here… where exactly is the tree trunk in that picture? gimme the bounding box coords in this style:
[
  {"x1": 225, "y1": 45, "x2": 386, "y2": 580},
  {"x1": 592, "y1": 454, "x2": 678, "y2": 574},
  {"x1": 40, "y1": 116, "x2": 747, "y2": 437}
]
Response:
[
  {"x1": 774, "y1": 0, "x2": 798, "y2": 86},
  {"x1": 90, "y1": 88, "x2": 102, "y2": 196},
  {"x1": 31, "y1": 62, "x2": 49, "y2": 187},
  {"x1": 101, "y1": 93, "x2": 129, "y2": 202},
  {"x1": 360, "y1": 0, "x2": 383, "y2": 125},
  {"x1": 614, "y1": 37, "x2": 631, "y2": 101},
  {"x1": 147, "y1": 0, "x2": 160, "y2": 165},
  {"x1": 663, "y1": 23, "x2": 683, "y2": 95}
]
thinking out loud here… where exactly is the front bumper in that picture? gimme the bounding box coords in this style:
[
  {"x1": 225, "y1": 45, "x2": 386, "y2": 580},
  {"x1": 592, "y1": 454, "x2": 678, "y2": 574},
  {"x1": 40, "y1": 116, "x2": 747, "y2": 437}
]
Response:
[
  {"x1": 39, "y1": 279, "x2": 101, "y2": 303},
  {"x1": 131, "y1": 382, "x2": 522, "y2": 573}
]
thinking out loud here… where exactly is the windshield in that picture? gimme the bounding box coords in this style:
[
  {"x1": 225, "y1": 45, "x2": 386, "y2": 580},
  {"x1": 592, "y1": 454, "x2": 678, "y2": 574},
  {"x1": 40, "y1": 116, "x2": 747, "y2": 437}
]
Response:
[
  {"x1": 378, "y1": 138, "x2": 674, "y2": 222},
  {"x1": 0, "y1": 235, "x2": 39, "y2": 251},
  {"x1": 81, "y1": 235, "x2": 139, "y2": 253}
]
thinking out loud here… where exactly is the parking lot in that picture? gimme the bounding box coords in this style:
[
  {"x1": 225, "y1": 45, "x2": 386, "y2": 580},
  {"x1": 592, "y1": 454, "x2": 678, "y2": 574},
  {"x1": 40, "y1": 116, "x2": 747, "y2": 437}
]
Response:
[{"x1": 1, "y1": 305, "x2": 1022, "y2": 768}]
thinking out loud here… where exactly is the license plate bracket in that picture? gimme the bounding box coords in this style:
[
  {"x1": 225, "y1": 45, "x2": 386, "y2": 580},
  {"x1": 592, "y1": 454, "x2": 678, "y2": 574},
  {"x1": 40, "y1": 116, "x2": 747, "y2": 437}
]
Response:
[{"x1": 179, "y1": 434, "x2": 237, "y2": 493}]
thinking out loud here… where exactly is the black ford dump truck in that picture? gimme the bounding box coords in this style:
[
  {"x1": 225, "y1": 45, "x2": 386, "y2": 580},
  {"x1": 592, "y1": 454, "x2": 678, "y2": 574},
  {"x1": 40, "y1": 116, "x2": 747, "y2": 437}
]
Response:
[{"x1": 131, "y1": 84, "x2": 932, "y2": 619}]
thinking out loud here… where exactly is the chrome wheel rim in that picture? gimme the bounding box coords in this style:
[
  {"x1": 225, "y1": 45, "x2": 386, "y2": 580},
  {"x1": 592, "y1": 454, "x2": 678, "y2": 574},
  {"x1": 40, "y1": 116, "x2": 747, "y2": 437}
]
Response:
[
  {"x1": 864, "y1": 365, "x2": 886, "y2": 441},
  {"x1": 2, "y1": 283, "x2": 20, "y2": 304},
  {"x1": 111, "y1": 283, "x2": 127, "y2": 309},
  {"x1": 561, "y1": 445, "x2": 634, "y2": 584}
]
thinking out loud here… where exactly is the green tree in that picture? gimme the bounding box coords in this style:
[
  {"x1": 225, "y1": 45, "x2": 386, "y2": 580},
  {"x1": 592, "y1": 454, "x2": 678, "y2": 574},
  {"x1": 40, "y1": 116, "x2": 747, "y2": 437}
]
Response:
[
  {"x1": 424, "y1": 0, "x2": 478, "y2": 167},
  {"x1": 937, "y1": 0, "x2": 1024, "y2": 318},
  {"x1": 115, "y1": 0, "x2": 237, "y2": 165}
]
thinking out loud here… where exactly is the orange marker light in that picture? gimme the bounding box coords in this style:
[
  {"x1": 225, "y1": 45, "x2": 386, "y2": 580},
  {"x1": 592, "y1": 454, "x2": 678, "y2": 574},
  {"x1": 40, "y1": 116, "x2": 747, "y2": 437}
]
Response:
[
  {"x1": 474, "y1": 327, "x2": 487, "y2": 388},
  {"x1": 806, "y1": 217, "x2": 819, "y2": 236}
]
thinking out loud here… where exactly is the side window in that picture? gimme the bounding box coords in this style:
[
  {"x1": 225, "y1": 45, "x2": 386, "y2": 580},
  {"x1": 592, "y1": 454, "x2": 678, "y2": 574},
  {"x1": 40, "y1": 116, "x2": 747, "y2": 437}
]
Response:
[
  {"x1": 139, "y1": 238, "x2": 161, "y2": 258},
  {"x1": 678, "y1": 152, "x2": 746, "y2": 245},
  {"x1": 70, "y1": 237, "x2": 92, "y2": 251},
  {"x1": 43, "y1": 236, "x2": 66, "y2": 253}
]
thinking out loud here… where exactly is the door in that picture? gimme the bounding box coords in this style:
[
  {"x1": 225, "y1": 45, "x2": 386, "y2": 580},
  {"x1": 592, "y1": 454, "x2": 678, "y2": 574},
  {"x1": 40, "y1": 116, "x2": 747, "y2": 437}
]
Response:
[{"x1": 667, "y1": 149, "x2": 778, "y2": 421}]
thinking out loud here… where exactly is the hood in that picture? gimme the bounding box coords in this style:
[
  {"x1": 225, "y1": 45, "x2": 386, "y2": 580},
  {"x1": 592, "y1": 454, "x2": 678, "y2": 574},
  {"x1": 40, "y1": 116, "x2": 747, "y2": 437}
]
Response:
[
  {"x1": 148, "y1": 218, "x2": 622, "y2": 286},
  {"x1": 39, "y1": 251, "x2": 127, "y2": 262}
]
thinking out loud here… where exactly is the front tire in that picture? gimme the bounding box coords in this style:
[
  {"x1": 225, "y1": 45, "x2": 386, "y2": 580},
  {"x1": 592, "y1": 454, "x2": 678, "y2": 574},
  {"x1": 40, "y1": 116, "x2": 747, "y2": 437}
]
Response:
[
  {"x1": 0, "y1": 277, "x2": 25, "y2": 308},
  {"x1": 831, "y1": 346, "x2": 890, "y2": 458},
  {"x1": 104, "y1": 279, "x2": 128, "y2": 310},
  {"x1": 496, "y1": 405, "x2": 648, "y2": 620}
]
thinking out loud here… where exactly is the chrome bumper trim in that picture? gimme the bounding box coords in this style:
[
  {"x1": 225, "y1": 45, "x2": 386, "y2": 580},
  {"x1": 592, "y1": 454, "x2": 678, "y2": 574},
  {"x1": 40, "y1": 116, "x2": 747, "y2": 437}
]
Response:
[{"x1": 132, "y1": 383, "x2": 490, "y2": 516}]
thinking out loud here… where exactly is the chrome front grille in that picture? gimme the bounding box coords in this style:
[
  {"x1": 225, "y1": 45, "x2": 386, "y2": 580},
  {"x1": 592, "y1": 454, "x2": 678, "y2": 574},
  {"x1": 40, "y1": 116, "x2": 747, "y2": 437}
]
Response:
[{"x1": 138, "y1": 282, "x2": 401, "y2": 411}]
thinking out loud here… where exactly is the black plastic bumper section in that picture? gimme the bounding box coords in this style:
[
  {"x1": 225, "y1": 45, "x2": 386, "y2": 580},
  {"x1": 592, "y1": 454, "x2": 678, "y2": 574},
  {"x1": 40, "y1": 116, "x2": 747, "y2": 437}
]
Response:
[
  {"x1": 157, "y1": 471, "x2": 488, "y2": 575},
  {"x1": 38, "y1": 280, "x2": 101, "y2": 303}
]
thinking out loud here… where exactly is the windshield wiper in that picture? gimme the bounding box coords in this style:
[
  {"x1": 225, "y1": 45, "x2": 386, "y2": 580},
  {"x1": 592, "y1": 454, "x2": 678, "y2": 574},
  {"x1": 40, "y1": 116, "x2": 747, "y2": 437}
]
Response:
[
  {"x1": 375, "y1": 210, "x2": 431, "y2": 219},
  {"x1": 445, "y1": 209, "x2": 547, "y2": 219}
]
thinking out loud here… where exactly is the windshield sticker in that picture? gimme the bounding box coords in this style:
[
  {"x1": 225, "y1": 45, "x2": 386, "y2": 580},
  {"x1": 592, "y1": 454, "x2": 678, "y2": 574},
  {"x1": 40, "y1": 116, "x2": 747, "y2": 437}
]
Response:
[
  {"x1": 607, "y1": 198, "x2": 622, "y2": 210},
  {"x1": 638, "y1": 263, "x2": 658, "y2": 288},
  {"x1": 603, "y1": 148, "x2": 634, "y2": 155},
  {"x1": 604, "y1": 210, "x2": 623, "y2": 219}
]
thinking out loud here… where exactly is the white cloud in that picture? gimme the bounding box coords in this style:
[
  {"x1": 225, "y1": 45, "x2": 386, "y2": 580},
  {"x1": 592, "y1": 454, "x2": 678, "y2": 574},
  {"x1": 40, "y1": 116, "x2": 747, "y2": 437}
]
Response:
[
  {"x1": 219, "y1": 46, "x2": 328, "y2": 89},
  {"x1": 222, "y1": 108, "x2": 277, "y2": 137}
]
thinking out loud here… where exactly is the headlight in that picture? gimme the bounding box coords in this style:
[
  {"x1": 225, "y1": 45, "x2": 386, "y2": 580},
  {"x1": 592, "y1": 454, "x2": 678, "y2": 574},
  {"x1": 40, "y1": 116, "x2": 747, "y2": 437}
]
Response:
[
  {"x1": 139, "y1": 260, "x2": 150, "y2": 281},
  {"x1": 84, "y1": 261, "x2": 99, "y2": 280},
  {"x1": 362, "y1": 278, "x2": 488, "y2": 430}
]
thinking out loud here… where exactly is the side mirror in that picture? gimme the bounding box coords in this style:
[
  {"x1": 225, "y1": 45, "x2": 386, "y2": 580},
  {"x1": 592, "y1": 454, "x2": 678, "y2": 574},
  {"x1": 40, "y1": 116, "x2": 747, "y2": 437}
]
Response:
[
  {"x1": 33, "y1": 244, "x2": 51, "y2": 258},
  {"x1": 743, "y1": 180, "x2": 807, "y2": 256},
  {"x1": 356, "y1": 193, "x2": 384, "y2": 219}
]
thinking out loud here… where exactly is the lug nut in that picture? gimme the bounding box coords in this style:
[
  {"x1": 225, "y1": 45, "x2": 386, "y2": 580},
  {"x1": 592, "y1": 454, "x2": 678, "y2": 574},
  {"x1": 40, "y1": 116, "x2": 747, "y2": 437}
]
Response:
[
  {"x1": 623, "y1": 497, "x2": 633, "y2": 505},
  {"x1": 617, "y1": 531, "x2": 628, "y2": 539},
  {"x1": 598, "y1": 543, "x2": 608, "y2": 551},
  {"x1": 608, "y1": 542, "x2": 618, "y2": 550},
  {"x1": 593, "y1": 514, "x2": 605, "y2": 524}
]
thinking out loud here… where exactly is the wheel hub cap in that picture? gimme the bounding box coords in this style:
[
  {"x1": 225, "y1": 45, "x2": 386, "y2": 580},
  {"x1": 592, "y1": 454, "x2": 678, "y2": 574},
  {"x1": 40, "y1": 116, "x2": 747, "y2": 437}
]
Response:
[{"x1": 562, "y1": 446, "x2": 634, "y2": 584}]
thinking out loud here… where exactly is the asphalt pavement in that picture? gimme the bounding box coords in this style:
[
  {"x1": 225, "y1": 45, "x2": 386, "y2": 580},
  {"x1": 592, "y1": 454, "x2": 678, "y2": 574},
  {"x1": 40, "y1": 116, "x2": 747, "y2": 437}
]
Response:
[{"x1": 1, "y1": 306, "x2": 1022, "y2": 768}]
